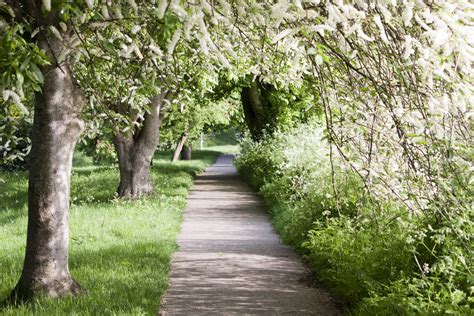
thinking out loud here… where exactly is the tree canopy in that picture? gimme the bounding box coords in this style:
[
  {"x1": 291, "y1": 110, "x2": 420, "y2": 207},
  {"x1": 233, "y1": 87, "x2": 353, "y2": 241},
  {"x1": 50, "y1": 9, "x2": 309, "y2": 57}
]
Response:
[{"x1": 0, "y1": 0, "x2": 472, "y2": 308}]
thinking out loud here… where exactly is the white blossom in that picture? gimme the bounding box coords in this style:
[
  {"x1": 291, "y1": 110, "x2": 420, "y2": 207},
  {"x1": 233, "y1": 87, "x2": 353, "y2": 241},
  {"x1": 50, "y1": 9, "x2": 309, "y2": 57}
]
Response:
[
  {"x1": 42, "y1": 0, "x2": 51, "y2": 11},
  {"x1": 167, "y1": 30, "x2": 181, "y2": 56},
  {"x1": 101, "y1": 5, "x2": 110, "y2": 19},
  {"x1": 2, "y1": 90, "x2": 28, "y2": 114},
  {"x1": 84, "y1": 0, "x2": 94, "y2": 10},
  {"x1": 156, "y1": 0, "x2": 168, "y2": 19}
]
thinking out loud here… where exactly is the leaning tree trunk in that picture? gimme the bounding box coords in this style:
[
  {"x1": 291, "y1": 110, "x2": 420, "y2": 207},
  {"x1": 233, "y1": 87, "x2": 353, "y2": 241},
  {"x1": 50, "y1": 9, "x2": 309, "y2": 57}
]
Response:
[
  {"x1": 7, "y1": 36, "x2": 85, "y2": 302},
  {"x1": 180, "y1": 144, "x2": 192, "y2": 161},
  {"x1": 171, "y1": 132, "x2": 188, "y2": 162},
  {"x1": 113, "y1": 92, "x2": 171, "y2": 198}
]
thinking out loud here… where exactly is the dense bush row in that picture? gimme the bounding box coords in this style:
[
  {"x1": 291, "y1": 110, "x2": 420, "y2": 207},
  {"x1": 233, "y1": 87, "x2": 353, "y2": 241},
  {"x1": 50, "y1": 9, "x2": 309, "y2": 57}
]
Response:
[{"x1": 235, "y1": 122, "x2": 473, "y2": 315}]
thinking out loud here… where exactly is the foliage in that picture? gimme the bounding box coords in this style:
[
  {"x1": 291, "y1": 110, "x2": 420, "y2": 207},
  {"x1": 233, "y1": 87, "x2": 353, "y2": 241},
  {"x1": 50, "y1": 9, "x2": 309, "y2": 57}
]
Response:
[
  {"x1": 77, "y1": 137, "x2": 117, "y2": 165},
  {"x1": 0, "y1": 0, "x2": 313, "y2": 163},
  {"x1": 0, "y1": 0, "x2": 472, "y2": 311},
  {"x1": 0, "y1": 112, "x2": 31, "y2": 170},
  {"x1": 1, "y1": 1, "x2": 472, "y2": 168},
  {"x1": 0, "y1": 149, "x2": 221, "y2": 314},
  {"x1": 160, "y1": 92, "x2": 240, "y2": 148},
  {"x1": 235, "y1": 122, "x2": 473, "y2": 314},
  {"x1": 241, "y1": 78, "x2": 319, "y2": 141},
  {"x1": 197, "y1": 128, "x2": 240, "y2": 148},
  {"x1": 0, "y1": 16, "x2": 49, "y2": 100},
  {"x1": 0, "y1": 18, "x2": 47, "y2": 168}
]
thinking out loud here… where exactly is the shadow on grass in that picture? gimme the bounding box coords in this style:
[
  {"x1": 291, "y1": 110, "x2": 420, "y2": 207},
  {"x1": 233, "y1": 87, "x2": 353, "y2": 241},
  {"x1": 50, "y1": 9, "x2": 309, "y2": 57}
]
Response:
[
  {"x1": 0, "y1": 149, "x2": 224, "y2": 314},
  {"x1": 0, "y1": 150, "x2": 219, "y2": 221},
  {"x1": 0, "y1": 172, "x2": 28, "y2": 224},
  {"x1": 69, "y1": 241, "x2": 175, "y2": 314},
  {"x1": 153, "y1": 150, "x2": 221, "y2": 166},
  {"x1": 152, "y1": 161, "x2": 203, "y2": 178},
  {"x1": 0, "y1": 241, "x2": 176, "y2": 314},
  {"x1": 70, "y1": 167, "x2": 118, "y2": 206},
  {"x1": 72, "y1": 165, "x2": 116, "y2": 176},
  {"x1": 0, "y1": 149, "x2": 221, "y2": 223}
]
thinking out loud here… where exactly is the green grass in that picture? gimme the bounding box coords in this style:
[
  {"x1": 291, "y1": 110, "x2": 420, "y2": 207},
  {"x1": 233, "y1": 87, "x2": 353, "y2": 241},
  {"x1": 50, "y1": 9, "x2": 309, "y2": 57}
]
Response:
[
  {"x1": 204, "y1": 144, "x2": 240, "y2": 154},
  {"x1": 0, "y1": 149, "x2": 221, "y2": 315},
  {"x1": 193, "y1": 129, "x2": 239, "y2": 148}
]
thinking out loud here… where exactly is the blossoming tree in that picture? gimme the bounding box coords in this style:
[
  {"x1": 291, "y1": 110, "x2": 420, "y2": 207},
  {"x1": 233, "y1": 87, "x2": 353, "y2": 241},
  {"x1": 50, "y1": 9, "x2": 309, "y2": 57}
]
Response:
[{"x1": 0, "y1": 0, "x2": 472, "y2": 306}]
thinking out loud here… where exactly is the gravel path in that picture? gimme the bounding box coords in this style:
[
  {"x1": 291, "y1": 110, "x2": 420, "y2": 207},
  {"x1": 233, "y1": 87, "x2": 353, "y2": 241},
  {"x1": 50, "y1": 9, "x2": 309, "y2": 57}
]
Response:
[{"x1": 159, "y1": 154, "x2": 340, "y2": 315}]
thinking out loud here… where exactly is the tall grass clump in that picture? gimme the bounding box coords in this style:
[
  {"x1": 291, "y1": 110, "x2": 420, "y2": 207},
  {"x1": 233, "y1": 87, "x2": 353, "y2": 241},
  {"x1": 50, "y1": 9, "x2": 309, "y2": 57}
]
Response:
[{"x1": 235, "y1": 122, "x2": 473, "y2": 315}]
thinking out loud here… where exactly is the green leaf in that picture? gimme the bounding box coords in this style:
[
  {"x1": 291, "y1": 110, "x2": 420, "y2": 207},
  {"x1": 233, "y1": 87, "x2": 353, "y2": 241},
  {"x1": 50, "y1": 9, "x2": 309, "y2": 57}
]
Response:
[{"x1": 30, "y1": 63, "x2": 44, "y2": 83}]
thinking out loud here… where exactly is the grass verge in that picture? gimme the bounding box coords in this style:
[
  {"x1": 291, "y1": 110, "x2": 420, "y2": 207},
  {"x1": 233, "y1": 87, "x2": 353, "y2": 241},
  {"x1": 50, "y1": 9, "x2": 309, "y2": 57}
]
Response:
[
  {"x1": 203, "y1": 144, "x2": 239, "y2": 154},
  {"x1": 0, "y1": 149, "x2": 221, "y2": 315}
]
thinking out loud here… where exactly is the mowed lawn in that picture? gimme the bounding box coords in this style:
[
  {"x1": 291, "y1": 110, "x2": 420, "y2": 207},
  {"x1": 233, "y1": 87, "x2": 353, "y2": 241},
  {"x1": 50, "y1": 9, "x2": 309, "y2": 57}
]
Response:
[{"x1": 0, "y1": 150, "x2": 221, "y2": 315}]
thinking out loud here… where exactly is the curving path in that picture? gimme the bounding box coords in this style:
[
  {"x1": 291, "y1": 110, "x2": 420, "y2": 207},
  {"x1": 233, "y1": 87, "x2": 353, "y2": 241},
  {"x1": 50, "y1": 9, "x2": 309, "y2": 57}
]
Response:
[{"x1": 159, "y1": 154, "x2": 340, "y2": 315}]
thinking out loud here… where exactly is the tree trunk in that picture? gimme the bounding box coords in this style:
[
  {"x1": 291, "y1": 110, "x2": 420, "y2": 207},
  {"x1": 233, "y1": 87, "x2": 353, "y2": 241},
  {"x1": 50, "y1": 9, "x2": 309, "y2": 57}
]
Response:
[
  {"x1": 241, "y1": 81, "x2": 265, "y2": 141},
  {"x1": 113, "y1": 92, "x2": 171, "y2": 198},
  {"x1": 181, "y1": 144, "x2": 192, "y2": 161},
  {"x1": 241, "y1": 79, "x2": 277, "y2": 141},
  {"x1": 7, "y1": 36, "x2": 85, "y2": 302},
  {"x1": 171, "y1": 133, "x2": 188, "y2": 162}
]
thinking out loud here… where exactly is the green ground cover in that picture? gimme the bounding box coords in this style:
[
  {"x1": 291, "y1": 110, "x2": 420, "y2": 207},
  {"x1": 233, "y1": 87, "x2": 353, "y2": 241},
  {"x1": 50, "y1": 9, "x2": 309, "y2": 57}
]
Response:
[
  {"x1": 203, "y1": 145, "x2": 239, "y2": 155},
  {"x1": 0, "y1": 150, "x2": 220, "y2": 315},
  {"x1": 235, "y1": 124, "x2": 473, "y2": 315}
]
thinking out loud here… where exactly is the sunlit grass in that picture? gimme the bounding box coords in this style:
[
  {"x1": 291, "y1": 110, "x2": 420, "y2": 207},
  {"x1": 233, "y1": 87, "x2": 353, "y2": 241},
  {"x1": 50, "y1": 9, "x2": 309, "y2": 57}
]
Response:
[
  {"x1": 204, "y1": 144, "x2": 240, "y2": 154},
  {"x1": 0, "y1": 149, "x2": 221, "y2": 315}
]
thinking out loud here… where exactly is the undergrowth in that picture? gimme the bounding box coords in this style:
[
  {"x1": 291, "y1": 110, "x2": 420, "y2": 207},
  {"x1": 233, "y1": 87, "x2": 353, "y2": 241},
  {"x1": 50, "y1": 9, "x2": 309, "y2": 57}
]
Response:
[{"x1": 235, "y1": 123, "x2": 473, "y2": 315}]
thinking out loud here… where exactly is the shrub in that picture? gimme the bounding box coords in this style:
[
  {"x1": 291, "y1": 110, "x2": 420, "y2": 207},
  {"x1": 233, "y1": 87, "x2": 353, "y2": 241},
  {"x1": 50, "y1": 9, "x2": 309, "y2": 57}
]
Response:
[
  {"x1": 235, "y1": 121, "x2": 473, "y2": 315},
  {"x1": 0, "y1": 113, "x2": 31, "y2": 171},
  {"x1": 78, "y1": 137, "x2": 117, "y2": 164}
]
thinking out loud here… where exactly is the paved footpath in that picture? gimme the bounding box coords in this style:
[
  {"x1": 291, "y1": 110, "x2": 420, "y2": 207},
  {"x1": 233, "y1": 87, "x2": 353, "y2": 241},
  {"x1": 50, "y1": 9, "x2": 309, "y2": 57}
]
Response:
[{"x1": 160, "y1": 154, "x2": 340, "y2": 315}]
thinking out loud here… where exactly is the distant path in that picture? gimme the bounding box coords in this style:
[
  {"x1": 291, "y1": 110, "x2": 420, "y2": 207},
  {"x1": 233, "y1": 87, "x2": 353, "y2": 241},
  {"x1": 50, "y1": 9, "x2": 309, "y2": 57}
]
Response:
[{"x1": 160, "y1": 155, "x2": 340, "y2": 315}]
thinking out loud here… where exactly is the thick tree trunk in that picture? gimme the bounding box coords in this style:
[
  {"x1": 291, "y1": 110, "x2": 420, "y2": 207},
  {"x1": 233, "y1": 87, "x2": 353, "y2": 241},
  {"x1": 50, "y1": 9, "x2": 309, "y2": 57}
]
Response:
[
  {"x1": 241, "y1": 79, "x2": 277, "y2": 141},
  {"x1": 180, "y1": 144, "x2": 192, "y2": 161},
  {"x1": 113, "y1": 92, "x2": 171, "y2": 198},
  {"x1": 7, "y1": 36, "x2": 85, "y2": 302},
  {"x1": 171, "y1": 133, "x2": 188, "y2": 162},
  {"x1": 113, "y1": 135, "x2": 149, "y2": 198},
  {"x1": 241, "y1": 81, "x2": 265, "y2": 141}
]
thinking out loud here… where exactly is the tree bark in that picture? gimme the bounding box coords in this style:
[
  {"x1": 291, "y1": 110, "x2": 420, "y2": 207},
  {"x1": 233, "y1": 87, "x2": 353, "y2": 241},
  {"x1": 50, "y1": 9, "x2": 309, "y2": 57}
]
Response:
[
  {"x1": 113, "y1": 92, "x2": 171, "y2": 198},
  {"x1": 7, "y1": 35, "x2": 85, "y2": 302},
  {"x1": 241, "y1": 79, "x2": 278, "y2": 141},
  {"x1": 180, "y1": 144, "x2": 192, "y2": 161},
  {"x1": 241, "y1": 81, "x2": 266, "y2": 141},
  {"x1": 171, "y1": 132, "x2": 188, "y2": 162}
]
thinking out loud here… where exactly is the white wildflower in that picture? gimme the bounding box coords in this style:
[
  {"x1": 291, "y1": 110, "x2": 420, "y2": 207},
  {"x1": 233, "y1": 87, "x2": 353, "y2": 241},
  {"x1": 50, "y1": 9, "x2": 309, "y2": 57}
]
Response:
[
  {"x1": 167, "y1": 30, "x2": 181, "y2": 56},
  {"x1": 127, "y1": 0, "x2": 138, "y2": 13},
  {"x1": 101, "y1": 5, "x2": 110, "y2": 19},
  {"x1": 43, "y1": 0, "x2": 51, "y2": 11},
  {"x1": 156, "y1": 0, "x2": 168, "y2": 19},
  {"x1": 84, "y1": 0, "x2": 94, "y2": 10},
  {"x1": 374, "y1": 15, "x2": 388, "y2": 43}
]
